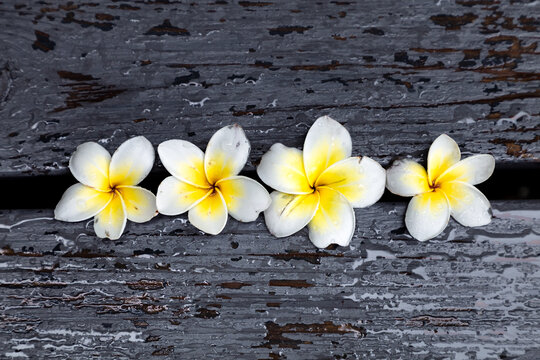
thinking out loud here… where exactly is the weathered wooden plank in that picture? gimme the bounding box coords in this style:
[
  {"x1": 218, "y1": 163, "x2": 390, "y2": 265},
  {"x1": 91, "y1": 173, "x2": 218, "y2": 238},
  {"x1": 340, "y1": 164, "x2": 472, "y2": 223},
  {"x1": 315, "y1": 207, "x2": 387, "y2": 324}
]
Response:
[
  {"x1": 0, "y1": 201, "x2": 538, "y2": 358},
  {"x1": 0, "y1": 0, "x2": 538, "y2": 177}
]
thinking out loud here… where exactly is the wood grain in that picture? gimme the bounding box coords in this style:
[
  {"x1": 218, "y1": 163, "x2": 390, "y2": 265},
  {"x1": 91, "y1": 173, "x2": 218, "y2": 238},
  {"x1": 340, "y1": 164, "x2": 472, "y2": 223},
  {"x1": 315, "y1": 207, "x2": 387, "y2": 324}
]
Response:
[
  {"x1": 0, "y1": 0, "x2": 539, "y2": 178},
  {"x1": 0, "y1": 201, "x2": 539, "y2": 358},
  {"x1": 0, "y1": 1, "x2": 539, "y2": 358}
]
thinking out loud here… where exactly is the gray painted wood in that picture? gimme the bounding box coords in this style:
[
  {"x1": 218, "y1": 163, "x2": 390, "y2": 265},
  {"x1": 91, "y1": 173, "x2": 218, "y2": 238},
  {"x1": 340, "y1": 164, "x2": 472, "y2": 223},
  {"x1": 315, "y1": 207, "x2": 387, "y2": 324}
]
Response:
[
  {"x1": 0, "y1": 1, "x2": 539, "y2": 359},
  {"x1": 0, "y1": 201, "x2": 539, "y2": 359},
  {"x1": 0, "y1": 0, "x2": 539, "y2": 177}
]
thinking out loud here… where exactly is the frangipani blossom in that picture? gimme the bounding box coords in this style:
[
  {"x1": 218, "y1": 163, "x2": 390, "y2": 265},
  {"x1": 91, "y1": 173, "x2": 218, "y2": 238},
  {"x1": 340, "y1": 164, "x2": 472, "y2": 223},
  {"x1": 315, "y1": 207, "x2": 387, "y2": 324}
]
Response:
[
  {"x1": 386, "y1": 134, "x2": 495, "y2": 241},
  {"x1": 257, "y1": 116, "x2": 386, "y2": 248},
  {"x1": 156, "y1": 124, "x2": 271, "y2": 235},
  {"x1": 55, "y1": 137, "x2": 157, "y2": 240}
]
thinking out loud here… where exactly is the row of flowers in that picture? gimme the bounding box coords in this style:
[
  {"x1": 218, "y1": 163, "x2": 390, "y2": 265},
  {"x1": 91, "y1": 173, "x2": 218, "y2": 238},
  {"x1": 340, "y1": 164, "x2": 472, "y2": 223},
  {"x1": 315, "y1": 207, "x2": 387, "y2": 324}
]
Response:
[{"x1": 55, "y1": 116, "x2": 495, "y2": 248}]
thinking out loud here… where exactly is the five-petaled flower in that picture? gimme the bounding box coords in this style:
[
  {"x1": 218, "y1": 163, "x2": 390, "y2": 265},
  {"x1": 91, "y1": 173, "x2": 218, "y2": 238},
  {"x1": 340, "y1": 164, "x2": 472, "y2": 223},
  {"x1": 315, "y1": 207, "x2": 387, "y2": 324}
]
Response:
[
  {"x1": 257, "y1": 116, "x2": 386, "y2": 248},
  {"x1": 55, "y1": 137, "x2": 157, "y2": 240},
  {"x1": 156, "y1": 124, "x2": 271, "y2": 235},
  {"x1": 386, "y1": 134, "x2": 495, "y2": 241}
]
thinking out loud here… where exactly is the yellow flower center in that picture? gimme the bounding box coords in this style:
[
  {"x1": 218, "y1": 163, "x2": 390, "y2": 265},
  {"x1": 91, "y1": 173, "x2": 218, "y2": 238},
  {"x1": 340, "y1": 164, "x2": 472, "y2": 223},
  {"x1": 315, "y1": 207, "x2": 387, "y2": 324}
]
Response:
[{"x1": 429, "y1": 180, "x2": 441, "y2": 191}]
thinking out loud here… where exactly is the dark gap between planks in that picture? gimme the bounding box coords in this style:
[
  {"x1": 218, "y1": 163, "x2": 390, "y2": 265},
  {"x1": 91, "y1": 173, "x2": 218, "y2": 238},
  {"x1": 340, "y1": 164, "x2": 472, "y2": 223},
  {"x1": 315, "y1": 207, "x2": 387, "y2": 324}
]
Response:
[{"x1": 1, "y1": 165, "x2": 538, "y2": 209}]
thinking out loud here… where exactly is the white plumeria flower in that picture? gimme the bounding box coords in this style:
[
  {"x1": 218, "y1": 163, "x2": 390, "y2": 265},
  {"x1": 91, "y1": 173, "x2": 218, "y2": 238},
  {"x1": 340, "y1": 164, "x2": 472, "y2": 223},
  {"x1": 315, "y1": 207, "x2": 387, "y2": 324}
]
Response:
[
  {"x1": 156, "y1": 124, "x2": 271, "y2": 235},
  {"x1": 257, "y1": 116, "x2": 386, "y2": 248},
  {"x1": 55, "y1": 136, "x2": 157, "y2": 240},
  {"x1": 386, "y1": 134, "x2": 495, "y2": 241}
]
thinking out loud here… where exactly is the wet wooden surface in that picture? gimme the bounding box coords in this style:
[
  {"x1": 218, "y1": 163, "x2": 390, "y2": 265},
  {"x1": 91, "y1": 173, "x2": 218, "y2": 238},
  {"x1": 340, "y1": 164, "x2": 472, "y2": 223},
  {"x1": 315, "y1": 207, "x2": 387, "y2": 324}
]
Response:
[
  {"x1": 0, "y1": 0, "x2": 538, "y2": 177},
  {"x1": 0, "y1": 0, "x2": 539, "y2": 359},
  {"x1": 0, "y1": 201, "x2": 539, "y2": 358}
]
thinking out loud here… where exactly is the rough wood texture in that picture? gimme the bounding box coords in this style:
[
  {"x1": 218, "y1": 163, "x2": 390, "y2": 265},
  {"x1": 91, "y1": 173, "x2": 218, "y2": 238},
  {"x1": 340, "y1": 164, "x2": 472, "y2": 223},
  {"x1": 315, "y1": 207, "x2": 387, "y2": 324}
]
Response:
[
  {"x1": 1, "y1": 1, "x2": 539, "y2": 359},
  {"x1": 0, "y1": 201, "x2": 539, "y2": 358},
  {"x1": 0, "y1": 0, "x2": 539, "y2": 178}
]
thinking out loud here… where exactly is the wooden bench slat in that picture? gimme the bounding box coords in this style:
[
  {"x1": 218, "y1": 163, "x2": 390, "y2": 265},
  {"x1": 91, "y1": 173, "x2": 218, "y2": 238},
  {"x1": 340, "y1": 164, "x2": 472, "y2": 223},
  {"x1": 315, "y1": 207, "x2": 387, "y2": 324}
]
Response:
[
  {"x1": 0, "y1": 201, "x2": 538, "y2": 357},
  {"x1": 0, "y1": 1, "x2": 538, "y2": 177}
]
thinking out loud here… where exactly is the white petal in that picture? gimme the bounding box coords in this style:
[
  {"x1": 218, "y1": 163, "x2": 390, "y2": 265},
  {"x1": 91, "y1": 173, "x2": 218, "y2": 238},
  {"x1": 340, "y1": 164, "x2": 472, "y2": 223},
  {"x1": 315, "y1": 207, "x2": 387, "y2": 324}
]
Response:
[
  {"x1": 303, "y1": 115, "x2": 352, "y2": 185},
  {"x1": 188, "y1": 189, "x2": 228, "y2": 235},
  {"x1": 316, "y1": 156, "x2": 386, "y2": 208},
  {"x1": 109, "y1": 136, "x2": 155, "y2": 187},
  {"x1": 54, "y1": 183, "x2": 113, "y2": 222},
  {"x1": 440, "y1": 181, "x2": 492, "y2": 227},
  {"x1": 437, "y1": 154, "x2": 495, "y2": 185},
  {"x1": 69, "y1": 142, "x2": 111, "y2": 191},
  {"x1": 263, "y1": 191, "x2": 320, "y2": 238},
  {"x1": 94, "y1": 192, "x2": 127, "y2": 240},
  {"x1": 217, "y1": 176, "x2": 271, "y2": 222},
  {"x1": 386, "y1": 159, "x2": 431, "y2": 197},
  {"x1": 117, "y1": 186, "x2": 157, "y2": 223},
  {"x1": 405, "y1": 190, "x2": 450, "y2": 241},
  {"x1": 158, "y1": 140, "x2": 210, "y2": 188},
  {"x1": 204, "y1": 124, "x2": 250, "y2": 184},
  {"x1": 427, "y1": 134, "x2": 461, "y2": 185},
  {"x1": 156, "y1": 176, "x2": 211, "y2": 216},
  {"x1": 308, "y1": 187, "x2": 355, "y2": 248},
  {"x1": 257, "y1": 143, "x2": 313, "y2": 194}
]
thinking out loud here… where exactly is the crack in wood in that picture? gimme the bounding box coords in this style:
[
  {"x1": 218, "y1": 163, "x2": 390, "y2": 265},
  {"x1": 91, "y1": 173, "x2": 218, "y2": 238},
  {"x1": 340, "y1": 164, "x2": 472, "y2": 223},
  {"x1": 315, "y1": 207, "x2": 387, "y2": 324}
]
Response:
[{"x1": 255, "y1": 321, "x2": 366, "y2": 349}]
